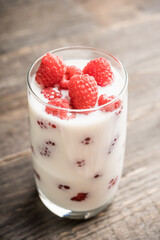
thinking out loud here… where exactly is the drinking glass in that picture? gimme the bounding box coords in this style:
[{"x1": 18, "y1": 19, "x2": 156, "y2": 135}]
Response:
[{"x1": 27, "y1": 47, "x2": 128, "y2": 219}]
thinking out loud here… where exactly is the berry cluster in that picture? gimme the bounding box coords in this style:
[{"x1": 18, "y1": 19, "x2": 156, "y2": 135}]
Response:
[{"x1": 35, "y1": 52, "x2": 121, "y2": 118}]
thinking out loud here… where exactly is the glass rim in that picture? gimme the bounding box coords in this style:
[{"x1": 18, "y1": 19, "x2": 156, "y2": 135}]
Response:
[{"x1": 27, "y1": 46, "x2": 128, "y2": 113}]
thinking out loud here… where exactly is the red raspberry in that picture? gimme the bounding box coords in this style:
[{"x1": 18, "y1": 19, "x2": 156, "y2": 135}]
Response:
[
  {"x1": 45, "y1": 98, "x2": 70, "y2": 119},
  {"x1": 59, "y1": 76, "x2": 70, "y2": 90},
  {"x1": 35, "y1": 53, "x2": 66, "y2": 87},
  {"x1": 69, "y1": 74, "x2": 98, "y2": 109},
  {"x1": 66, "y1": 65, "x2": 82, "y2": 79},
  {"x1": 98, "y1": 94, "x2": 121, "y2": 112},
  {"x1": 83, "y1": 57, "x2": 113, "y2": 86},
  {"x1": 41, "y1": 87, "x2": 61, "y2": 100},
  {"x1": 71, "y1": 193, "x2": 88, "y2": 202},
  {"x1": 59, "y1": 65, "x2": 82, "y2": 90}
]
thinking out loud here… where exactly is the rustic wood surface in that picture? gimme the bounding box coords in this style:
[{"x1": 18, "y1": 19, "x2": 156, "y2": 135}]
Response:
[{"x1": 0, "y1": 0, "x2": 160, "y2": 239}]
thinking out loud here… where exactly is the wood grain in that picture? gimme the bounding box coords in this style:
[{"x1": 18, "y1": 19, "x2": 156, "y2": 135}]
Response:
[{"x1": 0, "y1": 0, "x2": 160, "y2": 239}]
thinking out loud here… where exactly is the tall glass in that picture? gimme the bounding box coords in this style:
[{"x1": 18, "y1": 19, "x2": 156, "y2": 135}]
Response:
[{"x1": 27, "y1": 47, "x2": 128, "y2": 219}]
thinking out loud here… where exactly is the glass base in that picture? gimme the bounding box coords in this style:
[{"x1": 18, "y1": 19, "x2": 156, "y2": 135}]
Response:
[{"x1": 38, "y1": 189, "x2": 112, "y2": 220}]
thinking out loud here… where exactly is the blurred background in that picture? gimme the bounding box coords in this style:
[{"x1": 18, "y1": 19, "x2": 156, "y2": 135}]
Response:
[{"x1": 0, "y1": 0, "x2": 160, "y2": 239}]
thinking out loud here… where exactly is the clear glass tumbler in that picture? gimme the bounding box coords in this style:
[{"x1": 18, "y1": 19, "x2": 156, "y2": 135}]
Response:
[{"x1": 27, "y1": 47, "x2": 128, "y2": 219}]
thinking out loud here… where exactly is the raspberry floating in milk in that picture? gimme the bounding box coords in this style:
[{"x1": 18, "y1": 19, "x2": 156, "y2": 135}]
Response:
[
  {"x1": 41, "y1": 87, "x2": 61, "y2": 100},
  {"x1": 60, "y1": 65, "x2": 82, "y2": 89},
  {"x1": 35, "y1": 53, "x2": 66, "y2": 87},
  {"x1": 83, "y1": 57, "x2": 113, "y2": 86}
]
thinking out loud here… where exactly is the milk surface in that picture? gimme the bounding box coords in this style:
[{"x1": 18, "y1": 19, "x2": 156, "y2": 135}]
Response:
[{"x1": 28, "y1": 59, "x2": 127, "y2": 211}]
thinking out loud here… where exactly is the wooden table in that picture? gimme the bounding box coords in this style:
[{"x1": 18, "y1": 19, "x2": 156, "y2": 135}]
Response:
[{"x1": 0, "y1": 0, "x2": 160, "y2": 239}]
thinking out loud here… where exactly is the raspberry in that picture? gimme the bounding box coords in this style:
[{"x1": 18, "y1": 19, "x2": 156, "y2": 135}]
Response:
[
  {"x1": 108, "y1": 176, "x2": 118, "y2": 189},
  {"x1": 59, "y1": 76, "x2": 70, "y2": 90},
  {"x1": 59, "y1": 65, "x2": 82, "y2": 90},
  {"x1": 41, "y1": 87, "x2": 61, "y2": 100},
  {"x1": 66, "y1": 65, "x2": 82, "y2": 79},
  {"x1": 71, "y1": 193, "x2": 88, "y2": 202},
  {"x1": 98, "y1": 94, "x2": 121, "y2": 112},
  {"x1": 69, "y1": 74, "x2": 98, "y2": 109},
  {"x1": 35, "y1": 53, "x2": 66, "y2": 87},
  {"x1": 45, "y1": 98, "x2": 70, "y2": 119},
  {"x1": 83, "y1": 57, "x2": 113, "y2": 86}
]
